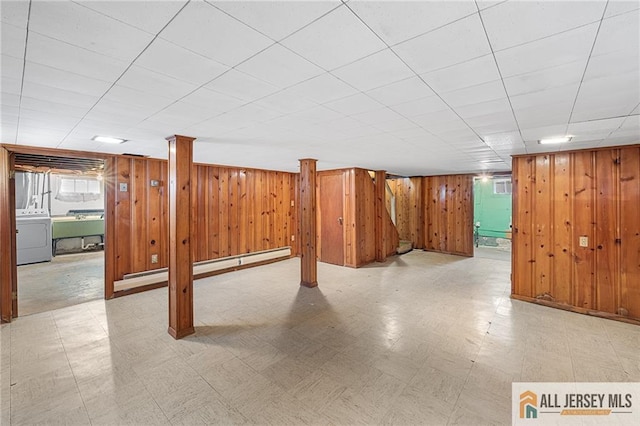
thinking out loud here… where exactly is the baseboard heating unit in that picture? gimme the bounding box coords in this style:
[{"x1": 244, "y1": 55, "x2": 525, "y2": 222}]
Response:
[{"x1": 114, "y1": 247, "x2": 292, "y2": 292}]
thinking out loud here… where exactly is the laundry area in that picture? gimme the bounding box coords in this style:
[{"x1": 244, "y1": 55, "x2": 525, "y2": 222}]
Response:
[{"x1": 14, "y1": 154, "x2": 105, "y2": 316}]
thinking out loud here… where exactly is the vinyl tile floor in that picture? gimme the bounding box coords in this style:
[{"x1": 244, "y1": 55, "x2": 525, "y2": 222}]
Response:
[
  {"x1": 1, "y1": 251, "x2": 639, "y2": 425},
  {"x1": 17, "y1": 251, "x2": 104, "y2": 316}
]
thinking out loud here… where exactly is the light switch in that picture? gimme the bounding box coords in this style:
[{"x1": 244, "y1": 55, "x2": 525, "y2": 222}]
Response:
[
  {"x1": 579, "y1": 236, "x2": 589, "y2": 247},
  {"x1": 119, "y1": 182, "x2": 128, "y2": 192},
  {"x1": 151, "y1": 254, "x2": 158, "y2": 264}
]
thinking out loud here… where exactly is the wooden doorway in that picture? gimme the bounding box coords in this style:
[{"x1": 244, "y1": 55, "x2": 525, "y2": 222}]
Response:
[
  {"x1": 319, "y1": 172, "x2": 344, "y2": 266},
  {"x1": 0, "y1": 145, "x2": 115, "y2": 322}
]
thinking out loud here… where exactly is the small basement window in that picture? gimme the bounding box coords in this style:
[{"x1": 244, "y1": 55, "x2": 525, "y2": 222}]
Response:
[
  {"x1": 493, "y1": 178, "x2": 512, "y2": 195},
  {"x1": 60, "y1": 178, "x2": 101, "y2": 194}
]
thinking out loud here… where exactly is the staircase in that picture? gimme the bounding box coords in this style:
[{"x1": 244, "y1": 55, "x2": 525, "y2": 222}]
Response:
[{"x1": 397, "y1": 240, "x2": 413, "y2": 254}]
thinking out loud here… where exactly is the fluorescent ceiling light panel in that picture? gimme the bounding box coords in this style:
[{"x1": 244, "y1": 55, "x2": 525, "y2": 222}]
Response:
[
  {"x1": 93, "y1": 135, "x2": 126, "y2": 144},
  {"x1": 538, "y1": 136, "x2": 572, "y2": 144}
]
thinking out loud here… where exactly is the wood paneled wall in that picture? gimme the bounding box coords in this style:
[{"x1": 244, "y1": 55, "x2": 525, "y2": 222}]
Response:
[
  {"x1": 389, "y1": 175, "x2": 473, "y2": 256},
  {"x1": 423, "y1": 175, "x2": 474, "y2": 256},
  {"x1": 512, "y1": 146, "x2": 640, "y2": 322},
  {"x1": 388, "y1": 177, "x2": 424, "y2": 249},
  {"x1": 317, "y1": 168, "x2": 398, "y2": 268},
  {"x1": 109, "y1": 157, "x2": 299, "y2": 283}
]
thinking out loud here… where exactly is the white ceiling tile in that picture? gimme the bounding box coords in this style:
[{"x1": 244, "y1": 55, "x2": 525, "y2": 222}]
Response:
[
  {"x1": 205, "y1": 69, "x2": 278, "y2": 103},
  {"x1": 118, "y1": 65, "x2": 197, "y2": 100},
  {"x1": 391, "y1": 95, "x2": 449, "y2": 118},
  {"x1": 332, "y1": 49, "x2": 413, "y2": 92},
  {"x1": 1, "y1": 75, "x2": 22, "y2": 96},
  {"x1": 1, "y1": 92, "x2": 20, "y2": 108},
  {"x1": 348, "y1": 0, "x2": 477, "y2": 46},
  {"x1": 86, "y1": 100, "x2": 153, "y2": 127},
  {"x1": 19, "y1": 109, "x2": 79, "y2": 131},
  {"x1": 591, "y1": 9, "x2": 640, "y2": 57},
  {"x1": 521, "y1": 124, "x2": 568, "y2": 142},
  {"x1": 284, "y1": 105, "x2": 346, "y2": 124},
  {"x1": 79, "y1": 0, "x2": 187, "y2": 35},
  {"x1": 160, "y1": 1, "x2": 273, "y2": 67},
  {"x1": 135, "y1": 38, "x2": 229, "y2": 86},
  {"x1": 1, "y1": 54, "x2": 23, "y2": 79},
  {"x1": 456, "y1": 97, "x2": 512, "y2": 119},
  {"x1": 29, "y1": 1, "x2": 154, "y2": 61},
  {"x1": 180, "y1": 87, "x2": 245, "y2": 115},
  {"x1": 20, "y1": 96, "x2": 89, "y2": 118},
  {"x1": 465, "y1": 111, "x2": 519, "y2": 135},
  {"x1": 503, "y1": 60, "x2": 586, "y2": 97},
  {"x1": 101, "y1": 85, "x2": 175, "y2": 112},
  {"x1": 204, "y1": 103, "x2": 282, "y2": 130},
  {"x1": 323, "y1": 93, "x2": 382, "y2": 116},
  {"x1": 23, "y1": 61, "x2": 112, "y2": 96},
  {"x1": 483, "y1": 131, "x2": 524, "y2": 147},
  {"x1": 281, "y1": 5, "x2": 386, "y2": 70},
  {"x1": 145, "y1": 101, "x2": 217, "y2": 128},
  {"x1": 213, "y1": 0, "x2": 340, "y2": 41},
  {"x1": 422, "y1": 54, "x2": 500, "y2": 94},
  {"x1": 366, "y1": 76, "x2": 435, "y2": 107},
  {"x1": 1, "y1": 0, "x2": 29, "y2": 28},
  {"x1": 351, "y1": 107, "x2": 404, "y2": 126},
  {"x1": 442, "y1": 80, "x2": 506, "y2": 108},
  {"x1": 394, "y1": 14, "x2": 491, "y2": 75},
  {"x1": 605, "y1": 1, "x2": 640, "y2": 19},
  {"x1": 252, "y1": 91, "x2": 318, "y2": 115},
  {"x1": 481, "y1": 0, "x2": 606, "y2": 51},
  {"x1": 1, "y1": 22, "x2": 26, "y2": 59},
  {"x1": 510, "y1": 84, "x2": 580, "y2": 110},
  {"x1": 235, "y1": 44, "x2": 324, "y2": 88},
  {"x1": 583, "y1": 49, "x2": 639, "y2": 82},
  {"x1": 26, "y1": 32, "x2": 129, "y2": 82},
  {"x1": 21, "y1": 81, "x2": 100, "y2": 108},
  {"x1": 515, "y1": 102, "x2": 574, "y2": 130},
  {"x1": 571, "y1": 71, "x2": 640, "y2": 122},
  {"x1": 494, "y1": 23, "x2": 598, "y2": 78},
  {"x1": 375, "y1": 118, "x2": 421, "y2": 133},
  {"x1": 282, "y1": 73, "x2": 358, "y2": 104}
]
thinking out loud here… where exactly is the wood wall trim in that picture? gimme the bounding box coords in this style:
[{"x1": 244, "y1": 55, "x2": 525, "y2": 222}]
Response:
[
  {"x1": 299, "y1": 158, "x2": 318, "y2": 287},
  {"x1": 1, "y1": 143, "x2": 115, "y2": 160},
  {"x1": 0, "y1": 147, "x2": 14, "y2": 322},
  {"x1": 167, "y1": 135, "x2": 195, "y2": 339},
  {"x1": 375, "y1": 170, "x2": 386, "y2": 262},
  {"x1": 511, "y1": 294, "x2": 640, "y2": 326}
]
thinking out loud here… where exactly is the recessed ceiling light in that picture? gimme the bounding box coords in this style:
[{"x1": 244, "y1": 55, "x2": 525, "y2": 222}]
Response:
[
  {"x1": 92, "y1": 135, "x2": 126, "y2": 144},
  {"x1": 538, "y1": 136, "x2": 572, "y2": 145}
]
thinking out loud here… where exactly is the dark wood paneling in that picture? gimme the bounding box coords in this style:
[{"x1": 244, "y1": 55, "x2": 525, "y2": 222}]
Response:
[{"x1": 512, "y1": 146, "x2": 640, "y2": 322}]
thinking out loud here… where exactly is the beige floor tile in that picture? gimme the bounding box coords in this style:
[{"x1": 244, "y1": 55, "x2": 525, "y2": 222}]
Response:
[
  {"x1": 5, "y1": 251, "x2": 639, "y2": 425},
  {"x1": 290, "y1": 370, "x2": 347, "y2": 413}
]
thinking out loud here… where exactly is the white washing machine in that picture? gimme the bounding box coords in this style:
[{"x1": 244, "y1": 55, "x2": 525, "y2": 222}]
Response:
[{"x1": 16, "y1": 209, "x2": 52, "y2": 265}]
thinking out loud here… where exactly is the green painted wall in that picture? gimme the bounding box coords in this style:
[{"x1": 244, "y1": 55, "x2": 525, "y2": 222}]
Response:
[{"x1": 474, "y1": 178, "x2": 512, "y2": 239}]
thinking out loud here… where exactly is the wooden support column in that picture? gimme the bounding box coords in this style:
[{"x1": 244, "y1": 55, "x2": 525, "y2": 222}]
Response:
[
  {"x1": 167, "y1": 135, "x2": 195, "y2": 339},
  {"x1": 375, "y1": 170, "x2": 386, "y2": 262},
  {"x1": 0, "y1": 147, "x2": 15, "y2": 322},
  {"x1": 299, "y1": 159, "x2": 318, "y2": 288}
]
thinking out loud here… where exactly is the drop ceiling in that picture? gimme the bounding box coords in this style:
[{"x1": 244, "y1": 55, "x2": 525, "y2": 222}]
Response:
[{"x1": 1, "y1": 0, "x2": 638, "y2": 176}]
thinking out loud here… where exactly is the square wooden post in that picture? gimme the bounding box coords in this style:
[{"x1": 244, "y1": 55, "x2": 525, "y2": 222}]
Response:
[
  {"x1": 167, "y1": 135, "x2": 196, "y2": 339},
  {"x1": 299, "y1": 159, "x2": 318, "y2": 288},
  {"x1": 375, "y1": 170, "x2": 387, "y2": 262}
]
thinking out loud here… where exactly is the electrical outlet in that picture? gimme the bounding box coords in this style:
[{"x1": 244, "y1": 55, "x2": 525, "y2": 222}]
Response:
[
  {"x1": 291, "y1": 235, "x2": 295, "y2": 242},
  {"x1": 119, "y1": 182, "x2": 128, "y2": 192},
  {"x1": 579, "y1": 236, "x2": 589, "y2": 247},
  {"x1": 290, "y1": 200, "x2": 294, "y2": 207},
  {"x1": 151, "y1": 254, "x2": 158, "y2": 264}
]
